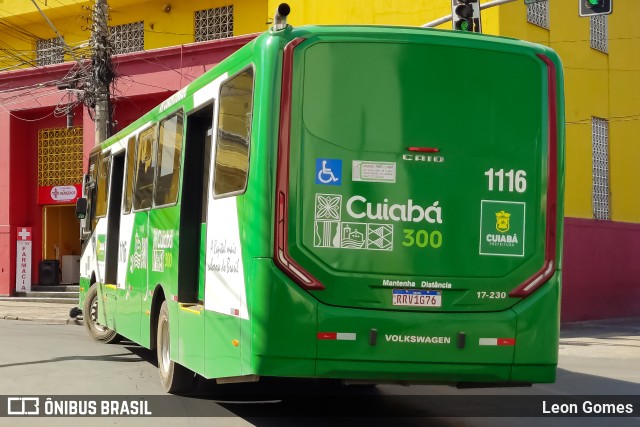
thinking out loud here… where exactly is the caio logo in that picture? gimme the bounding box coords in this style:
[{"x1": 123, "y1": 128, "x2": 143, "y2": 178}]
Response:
[{"x1": 50, "y1": 186, "x2": 77, "y2": 202}]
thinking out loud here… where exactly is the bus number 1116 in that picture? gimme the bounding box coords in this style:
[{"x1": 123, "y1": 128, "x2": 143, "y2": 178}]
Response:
[{"x1": 484, "y1": 168, "x2": 527, "y2": 193}]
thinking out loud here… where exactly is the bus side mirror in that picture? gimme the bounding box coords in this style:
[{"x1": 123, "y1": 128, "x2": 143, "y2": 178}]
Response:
[{"x1": 76, "y1": 198, "x2": 88, "y2": 219}]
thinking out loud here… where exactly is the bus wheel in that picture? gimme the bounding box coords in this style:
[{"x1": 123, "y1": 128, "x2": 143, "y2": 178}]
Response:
[
  {"x1": 83, "y1": 284, "x2": 121, "y2": 344},
  {"x1": 157, "y1": 301, "x2": 194, "y2": 394}
]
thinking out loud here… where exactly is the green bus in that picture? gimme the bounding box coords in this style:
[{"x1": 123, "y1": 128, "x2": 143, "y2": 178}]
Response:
[{"x1": 75, "y1": 4, "x2": 565, "y2": 393}]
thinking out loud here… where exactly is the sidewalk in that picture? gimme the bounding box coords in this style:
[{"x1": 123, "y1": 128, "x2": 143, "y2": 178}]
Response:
[{"x1": 0, "y1": 300, "x2": 83, "y2": 325}]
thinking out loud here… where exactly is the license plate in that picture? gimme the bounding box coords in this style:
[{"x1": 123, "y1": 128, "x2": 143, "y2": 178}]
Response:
[{"x1": 392, "y1": 290, "x2": 442, "y2": 307}]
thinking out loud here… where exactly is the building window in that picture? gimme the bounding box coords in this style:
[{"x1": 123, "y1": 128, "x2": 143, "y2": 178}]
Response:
[
  {"x1": 592, "y1": 117, "x2": 610, "y2": 220},
  {"x1": 110, "y1": 21, "x2": 144, "y2": 55},
  {"x1": 590, "y1": 15, "x2": 608, "y2": 53},
  {"x1": 36, "y1": 37, "x2": 64, "y2": 66},
  {"x1": 194, "y1": 5, "x2": 234, "y2": 42},
  {"x1": 526, "y1": 0, "x2": 549, "y2": 29}
]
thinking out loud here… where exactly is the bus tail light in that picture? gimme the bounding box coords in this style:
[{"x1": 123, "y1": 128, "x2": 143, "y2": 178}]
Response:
[
  {"x1": 509, "y1": 54, "x2": 559, "y2": 298},
  {"x1": 274, "y1": 192, "x2": 323, "y2": 290},
  {"x1": 273, "y1": 38, "x2": 324, "y2": 291}
]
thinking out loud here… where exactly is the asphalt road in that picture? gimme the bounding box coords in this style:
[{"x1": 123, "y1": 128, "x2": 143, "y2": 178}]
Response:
[{"x1": 0, "y1": 319, "x2": 638, "y2": 427}]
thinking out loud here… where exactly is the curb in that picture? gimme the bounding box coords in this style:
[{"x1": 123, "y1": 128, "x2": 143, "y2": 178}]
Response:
[
  {"x1": 1, "y1": 315, "x2": 83, "y2": 325},
  {"x1": 561, "y1": 316, "x2": 640, "y2": 327}
]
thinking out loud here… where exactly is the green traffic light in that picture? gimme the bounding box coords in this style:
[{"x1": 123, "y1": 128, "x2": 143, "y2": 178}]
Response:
[
  {"x1": 588, "y1": 0, "x2": 599, "y2": 5},
  {"x1": 454, "y1": 19, "x2": 472, "y2": 31}
]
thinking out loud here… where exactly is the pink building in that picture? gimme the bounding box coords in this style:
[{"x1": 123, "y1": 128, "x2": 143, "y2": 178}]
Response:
[{"x1": 0, "y1": 36, "x2": 252, "y2": 296}]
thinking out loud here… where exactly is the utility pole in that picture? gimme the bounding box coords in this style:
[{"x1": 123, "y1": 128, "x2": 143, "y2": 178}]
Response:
[{"x1": 91, "y1": 0, "x2": 113, "y2": 145}]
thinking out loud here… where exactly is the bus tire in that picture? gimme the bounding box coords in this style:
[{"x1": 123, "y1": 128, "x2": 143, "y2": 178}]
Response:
[
  {"x1": 83, "y1": 284, "x2": 121, "y2": 344},
  {"x1": 157, "y1": 301, "x2": 194, "y2": 394}
]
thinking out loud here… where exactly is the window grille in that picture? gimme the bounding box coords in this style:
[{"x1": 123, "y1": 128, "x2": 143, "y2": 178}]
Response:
[
  {"x1": 592, "y1": 117, "x2": 610, "y2": 220},
  {"x1": 194, "y1": 5, "x2": 234, "y2": 42},
  {"x1": 526, "y1": 0, "x2": 549, "y2": 29},
  {"x1": 36, "y1": 37, "x2": 64, "y2": 66},
  {"x1": 110, "y1": 21, "x2": 144, "y2": 55},
  {"x1": 38, "y1": 127, "x2": 84, "y2": 186},
  {"x1": 590, "y1": 15, "x2": 608, "y2": 53}
]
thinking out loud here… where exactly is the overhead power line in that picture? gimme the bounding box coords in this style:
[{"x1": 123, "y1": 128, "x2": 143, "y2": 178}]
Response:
[{"x1": 29, "y1": 0, "x2": 89, "y2": 78}]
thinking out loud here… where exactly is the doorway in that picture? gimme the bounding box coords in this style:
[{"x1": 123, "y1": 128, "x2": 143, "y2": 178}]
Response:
[{"x1": 42, "y1": 205, "x2": 81, "y2": 284}]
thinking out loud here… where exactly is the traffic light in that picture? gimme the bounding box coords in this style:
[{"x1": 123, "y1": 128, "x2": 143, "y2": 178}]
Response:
[
  {"x1": 452, "y1": 0, "x2": 482, "y2": 33},
  {"x1": 579, "y1": 0, "x2": 612, "y2": 17}
]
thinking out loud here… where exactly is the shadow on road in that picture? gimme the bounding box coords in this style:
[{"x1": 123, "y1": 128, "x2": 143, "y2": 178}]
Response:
[
  {"x1": 95, "y1": 337, "x2": 640, "y2": 424},
  {"x1": 145, "y1": 369, "x2": 640, "y2": 425},
  {"x1": 0, "y1": 352, "x2": 142, "y2": 370}
]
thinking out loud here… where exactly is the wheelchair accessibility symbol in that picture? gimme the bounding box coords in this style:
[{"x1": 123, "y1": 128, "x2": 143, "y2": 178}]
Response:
[{"x1": 315, "y1": 159, "x2": 342, "y2": 186}]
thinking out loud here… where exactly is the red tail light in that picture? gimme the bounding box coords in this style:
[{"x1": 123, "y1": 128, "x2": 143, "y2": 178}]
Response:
[
  {"x1": 273, "y1": 38, "x2": 324, "y2": 291},
  {"x1": 509, "y1": 54, "x2": 559, "y2": 298}
]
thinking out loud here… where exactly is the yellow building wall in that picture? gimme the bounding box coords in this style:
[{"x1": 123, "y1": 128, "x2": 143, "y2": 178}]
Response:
[
  {"x1": 607, "y1": 0, "x2": 640, "y2": 223},
  {"x1": 0, "y1": 0, "x2": 267, "y2": 70},
  {"x1": 112, "y1": 0, "x2": 268, "y2": 50},
  {"x1": 2, "y1": 1, "x2": 639, "y2": 222},
  {"x1": 502, "y1": 1, "x2": 612, "y2": 220},
  {"x1": 269, "y1": 0, "x2": 449, "y2": 27}
]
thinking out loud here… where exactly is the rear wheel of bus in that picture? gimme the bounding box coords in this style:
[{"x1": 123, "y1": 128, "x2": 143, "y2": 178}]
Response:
[
  {"x1": 157, "y1": 301, "x2": 195, "y2": 393},
  {"x1": 83, "y1": 284, "x2": 121, "y2": 344}
]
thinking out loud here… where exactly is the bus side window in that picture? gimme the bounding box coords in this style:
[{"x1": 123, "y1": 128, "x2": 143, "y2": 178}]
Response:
[
  {"x1": 213, "y1": 67, "x2": 254, "y2": 196},
  {"x1": 85, "y1": 153, "x2": 99, "y2": 234},
  {"x1": 123, "y1": 136, "x2": 137, "y2": 214},
  {"x1": 95, "y1": 152, "x2": 111, "y2": 220},
  {"x1": 133, "y1": 125, "x2": 157, "y2": 210},
  {"x1": 155, "y1": 111, "x2": 183, "y2": 206}
]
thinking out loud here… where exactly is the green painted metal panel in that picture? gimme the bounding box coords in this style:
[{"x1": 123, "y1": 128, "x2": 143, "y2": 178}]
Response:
[
  {"x1": 249, "y1": 259, "x2": 318, "y2": 376},
  {"x1": 178, "y1": 308, "x2": 205, "y2": 376},
  {"x1": 285, "y1": 33, "x2": 558, "y2": 315},
  {"x1": 316, "y1": 304, "x2": 516, "y2": 364},
  {"x1": 512, "y1": 272, "x2": 561, "y2": 366},
  {"x1": 203, "y1": 312, "x2": 242, "y2": 378},
  {"x1": 315, "y1": 360, "x2": 513, "y2": 383},
  {"x1": 116, "y1": 211, "x2": 147, "y2": 343}
]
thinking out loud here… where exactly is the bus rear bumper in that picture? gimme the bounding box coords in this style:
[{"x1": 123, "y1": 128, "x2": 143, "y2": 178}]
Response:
[
  {"x1": 251, "y1": 260, "x2": 560, "y2": 385},
  {"x1": 252, "y1": 356, "x2": 555, "y2": 385}
]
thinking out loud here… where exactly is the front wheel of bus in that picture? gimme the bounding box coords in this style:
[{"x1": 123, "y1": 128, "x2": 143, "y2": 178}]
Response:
[
  {"x1": 157, "y1": 301, "x2": 194, "y2": 394},
  {"x1": 83, "y1": 284, "x2": 121, "y2": 344}
]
